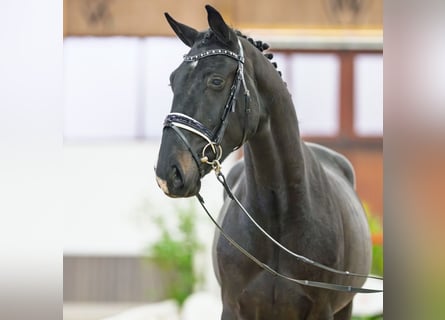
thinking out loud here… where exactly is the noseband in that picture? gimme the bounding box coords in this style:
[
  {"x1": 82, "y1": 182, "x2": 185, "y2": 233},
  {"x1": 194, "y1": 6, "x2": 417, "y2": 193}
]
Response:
[{"x1": 163, "y1": 38, "x2": 250, "y2": 176}]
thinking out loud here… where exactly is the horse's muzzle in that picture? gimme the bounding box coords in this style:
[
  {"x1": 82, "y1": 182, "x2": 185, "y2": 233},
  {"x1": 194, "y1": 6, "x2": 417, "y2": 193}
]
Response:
[{"x1": 155, "y1": 153, "x2": 201, "y2": 198}]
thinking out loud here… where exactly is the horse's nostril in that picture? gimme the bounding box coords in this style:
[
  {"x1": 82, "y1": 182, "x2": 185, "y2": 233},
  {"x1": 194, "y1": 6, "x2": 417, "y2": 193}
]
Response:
[{"x1": 171, "y1": 165, "x2": 184, "y2": 189}]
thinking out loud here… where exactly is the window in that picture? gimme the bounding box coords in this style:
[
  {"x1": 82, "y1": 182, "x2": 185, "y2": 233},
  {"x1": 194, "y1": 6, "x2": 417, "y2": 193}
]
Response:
[
  {"x1": 354, "y1": 54, "x2": 383, "y2": 136},
  {"x1": 289, "y1": 54, "x2": 340, "y2": 136}
]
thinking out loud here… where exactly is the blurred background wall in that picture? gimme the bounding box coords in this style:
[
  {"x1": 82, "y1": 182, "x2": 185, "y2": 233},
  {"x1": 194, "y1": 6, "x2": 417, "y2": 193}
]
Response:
[{"x1": 63, "y1": 0, "x2": 382, "y2": 315}]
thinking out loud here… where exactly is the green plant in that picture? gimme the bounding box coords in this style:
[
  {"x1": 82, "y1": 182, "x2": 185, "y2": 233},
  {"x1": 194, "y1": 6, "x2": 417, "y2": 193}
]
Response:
[
  {"x1": 350, "y1": 204, "x2": 384, "y2": 320},
  {"x1": 147, "y1": 204, "x2": 202, "y2": 306},
  {"x1": 363, "y1": 203, "x2": 384, "y2": 276}
]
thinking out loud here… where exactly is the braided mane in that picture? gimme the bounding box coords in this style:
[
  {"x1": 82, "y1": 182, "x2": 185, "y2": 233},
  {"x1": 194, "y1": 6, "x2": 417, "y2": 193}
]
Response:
[{"x1": 235, "y1": 30, "x2": 283, "y2": 78}]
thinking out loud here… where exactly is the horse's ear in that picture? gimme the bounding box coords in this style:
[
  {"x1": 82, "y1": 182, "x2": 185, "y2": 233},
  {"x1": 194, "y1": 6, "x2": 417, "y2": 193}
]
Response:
[
  {"x1": 205, "y1": 5, "x2": 236, "y2": 45},
  {"x1": 165, "y1": 12, "x2": 198, "y2": 47}
]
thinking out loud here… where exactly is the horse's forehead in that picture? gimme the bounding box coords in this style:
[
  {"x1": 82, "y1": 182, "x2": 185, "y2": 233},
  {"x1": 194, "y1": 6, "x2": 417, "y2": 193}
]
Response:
[
  {"x1": 189, "y1": 60, "x2": 199, "y2": 69},
  {"x1": 174, "y1": 32, "x2": 239, "y2": 80},
  {"x1": 177, "y1": 57, "x2": 234, "y2": 77},
  {"x1": 196, "y1": 30, "x2": 217, "y2": 47},
  {"x1": 200, "y1": 30, "x2": 213, "y2": 42}
]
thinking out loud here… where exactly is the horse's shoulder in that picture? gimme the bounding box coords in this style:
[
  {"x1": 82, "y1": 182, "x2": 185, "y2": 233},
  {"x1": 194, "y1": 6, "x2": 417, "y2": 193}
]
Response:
[{"x1": 304, "y1": 142, "x2": 356, "y2": 188}]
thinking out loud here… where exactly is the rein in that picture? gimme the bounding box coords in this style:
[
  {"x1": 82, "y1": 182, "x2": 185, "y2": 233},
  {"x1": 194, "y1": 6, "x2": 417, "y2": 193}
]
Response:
[
  {"x1": 163, "y1": 37, "x2": 383, "y2": 294},
  {"x1": 196, "y1": 169, "x2": 383, "y2": 294}
]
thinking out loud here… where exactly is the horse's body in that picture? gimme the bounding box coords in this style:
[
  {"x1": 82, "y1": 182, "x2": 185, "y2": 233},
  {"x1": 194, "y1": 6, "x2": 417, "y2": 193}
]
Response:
[
  {"x1": 155, "y1": 6, "x2": 372, "y2": 319},
  {"x1": 215, "y1": 142, "x2": 370, "y2": 319}
]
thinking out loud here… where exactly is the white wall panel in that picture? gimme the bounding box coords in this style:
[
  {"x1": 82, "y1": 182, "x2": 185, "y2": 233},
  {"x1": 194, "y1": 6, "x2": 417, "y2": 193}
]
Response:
[
  {"x1": 289, "y1": 54, "x2": 340, "y2": 136},
  {"x1": 64, "y1": 37, "x2": 139, "y2": 139},
  {"x1": 142, "y1": 37, "x2": 187, "y2": 140},
  {"x1": 63, "y1": 142, "x2": 237, "y2": 255},
  {"x1": 269, "y1": 52, "x2": 290, "y2": 83},
  {"x1": 354, "y1": 54, "x2": 383, "y2": 136}
]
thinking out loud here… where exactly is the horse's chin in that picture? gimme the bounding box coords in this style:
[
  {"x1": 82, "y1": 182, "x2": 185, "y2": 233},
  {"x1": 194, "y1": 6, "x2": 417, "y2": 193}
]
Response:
[{"x1": 166, "y1": 183, "x2": 201, "y2": 198}]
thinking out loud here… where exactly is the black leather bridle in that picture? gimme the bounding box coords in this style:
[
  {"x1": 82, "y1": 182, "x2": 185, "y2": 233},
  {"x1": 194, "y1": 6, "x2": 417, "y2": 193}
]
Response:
[{"x1": 163, "y1": 39, "x2": 250, "y2": 177}]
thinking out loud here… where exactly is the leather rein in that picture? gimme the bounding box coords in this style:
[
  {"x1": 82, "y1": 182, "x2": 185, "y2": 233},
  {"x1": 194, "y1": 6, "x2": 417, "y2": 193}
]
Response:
[{"x1": 163, "y1": 39, "x2": 383, "y2": 294}]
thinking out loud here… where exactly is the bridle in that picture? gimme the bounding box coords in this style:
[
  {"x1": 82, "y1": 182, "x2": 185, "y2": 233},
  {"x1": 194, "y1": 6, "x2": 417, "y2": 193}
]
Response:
[
  {"x1": 163, "y1": 38, "x2": 250, "y2": 177},
  {"x1": 162, "y1": 38, "x2": 383, "y2": 294}
]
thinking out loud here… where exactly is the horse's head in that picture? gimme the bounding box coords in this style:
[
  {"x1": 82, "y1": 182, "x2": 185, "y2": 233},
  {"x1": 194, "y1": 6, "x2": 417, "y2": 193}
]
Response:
[{"x1": 155, "y1": 5, "x2": 260, "y2": 197}]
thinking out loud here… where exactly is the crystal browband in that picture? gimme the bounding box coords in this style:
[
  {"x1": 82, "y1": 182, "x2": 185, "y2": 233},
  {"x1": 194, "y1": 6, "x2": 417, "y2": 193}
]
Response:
[{"x1": 183, "y1": 48, "x2": 244, "y2": 63}]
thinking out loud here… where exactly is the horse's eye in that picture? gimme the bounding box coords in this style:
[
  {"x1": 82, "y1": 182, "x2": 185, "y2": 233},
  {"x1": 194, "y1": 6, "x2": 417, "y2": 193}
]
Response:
[
  {"x1": 208, "y1": 77, "x2": 225, "y2": 88},
  {"x1": 212, "y1": 79, "x2": 223, "y2": 86}
]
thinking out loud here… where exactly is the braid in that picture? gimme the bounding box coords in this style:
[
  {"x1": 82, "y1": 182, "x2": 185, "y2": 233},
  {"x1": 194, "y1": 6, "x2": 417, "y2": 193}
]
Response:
[{"x1": 235, "y1": 30, "x2": 283, "y2": 78}]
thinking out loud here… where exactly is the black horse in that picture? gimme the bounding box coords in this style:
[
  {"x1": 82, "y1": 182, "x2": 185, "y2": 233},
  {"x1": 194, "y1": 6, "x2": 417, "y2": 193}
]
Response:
[{"x1": 155, "y1": 5, "x2": 372, "y2": 319}]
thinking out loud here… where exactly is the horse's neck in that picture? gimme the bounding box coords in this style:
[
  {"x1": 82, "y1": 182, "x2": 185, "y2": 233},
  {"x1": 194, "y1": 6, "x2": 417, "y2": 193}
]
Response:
[{"x1": 243, "y1": 44, "x2": 306, "y2": 192}]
